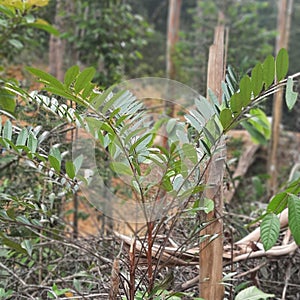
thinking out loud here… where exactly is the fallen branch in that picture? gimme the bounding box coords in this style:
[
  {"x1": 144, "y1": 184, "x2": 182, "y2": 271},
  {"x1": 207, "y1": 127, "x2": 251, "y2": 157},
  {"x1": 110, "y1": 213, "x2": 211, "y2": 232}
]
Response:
[
  {"x1": 231, "y1": 241, "x2": 298, "y2": 263},
  {"x1": 114, "y1": 232, "x2": 198, "y2": 266},
  {"x1": 225, "y1": 133, "x2": 260, "y2": 203}
]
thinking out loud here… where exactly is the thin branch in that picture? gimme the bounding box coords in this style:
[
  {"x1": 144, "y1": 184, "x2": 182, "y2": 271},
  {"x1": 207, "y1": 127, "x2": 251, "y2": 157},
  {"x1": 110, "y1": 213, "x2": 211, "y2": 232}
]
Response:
[{"x1": 0, "y1": 261, "x2": 27, "y2": 286}]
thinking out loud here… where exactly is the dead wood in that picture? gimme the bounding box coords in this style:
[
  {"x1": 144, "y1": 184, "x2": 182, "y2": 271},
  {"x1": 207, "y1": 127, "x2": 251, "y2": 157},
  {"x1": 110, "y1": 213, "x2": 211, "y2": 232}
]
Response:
[{"x1": 224, "y1": 142, "x2": 260, "y2": 203}]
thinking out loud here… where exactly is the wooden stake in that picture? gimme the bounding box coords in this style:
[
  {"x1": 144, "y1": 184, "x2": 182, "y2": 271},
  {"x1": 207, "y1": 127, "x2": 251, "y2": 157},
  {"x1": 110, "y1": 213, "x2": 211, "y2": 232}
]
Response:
[{"x1": 199, "y1": 21, "x2": 225, "y2": 300}]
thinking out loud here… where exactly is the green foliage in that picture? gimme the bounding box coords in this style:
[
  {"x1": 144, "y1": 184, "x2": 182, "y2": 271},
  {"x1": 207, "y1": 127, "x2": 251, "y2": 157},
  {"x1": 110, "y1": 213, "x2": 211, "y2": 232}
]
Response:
[
  {"x1": 258, "y1": 178, "x2": 300, "y2": 247},
  {"x1": 218, "y1": 48, "x2": 300, "y2": 251},
  {"x1": 22, "y1": 49, "x2": 298, "y2": 265},
  {"x1": 262, "y1": 55, "x2": 275, "y2": 89},
  {"x1": 47, "y1": 283, "x2": 70, "y2": 299},
  {"x1": 260, "y1": 213, "x2": 280, "y2": 251},
  {"x1": 0, "y1": 83, "x2": 16, "y2": 113},
  {"x1": 0, "y1": 2, "x2": 298, "y2": 294},
  {"x1": 0, "y1": 0, "x2": 58, "y2": 115},
  {"x1": 220, "y1": 49, "x2": 290, "y2": 147},
  {"x1": 285, "y1": 77, "x2": 298, "y2": 110},
  {"x1": 24, "y1": 64, "x2": 224, "y2": 222},
  {"x1": 0, "y1": 0, "x2": 58, "y2": 60},
  {"x1": 287, "y1": 194, "x2": 300, "y2": 245},
  {"x1": 235, "y1": 286, "x2": 274, "y2": 300},
  {"x1": 125, "y1": 289, "x2": 201, "y2": 300},
  {"x1": 242, "y1": 108, "x2": 271, "y2": 145},
  {"x1": 275, "y1": 48, "x2": 289, "y2": 82},
  {"x1": 0, "y1": 288, "x2": 13, "y2": 299},
  {"x1": 63, "y1": 1, "x2": 151, "y2": 86}
]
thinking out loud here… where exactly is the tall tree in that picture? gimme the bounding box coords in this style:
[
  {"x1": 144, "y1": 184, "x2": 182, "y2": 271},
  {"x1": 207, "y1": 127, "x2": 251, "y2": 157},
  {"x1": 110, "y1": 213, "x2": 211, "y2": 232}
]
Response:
[
  {"x1": 268, "y1": 0, "x2": 293, "y2": 195},
  {"x1": 165, "y1": 0, "x2": 182, "y2": 124},
  {"x1": 48, "y1": 0, "x2": 68, "y2": 81},
  {"x1": 166, "y1": 0, "x2": 182, "y2": 81}
]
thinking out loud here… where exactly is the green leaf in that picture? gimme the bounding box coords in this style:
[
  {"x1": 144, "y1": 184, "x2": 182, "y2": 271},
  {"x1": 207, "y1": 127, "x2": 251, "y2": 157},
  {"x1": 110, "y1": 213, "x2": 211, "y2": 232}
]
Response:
[
  {"x1": 181, "y1": 143, "x2": 198, "y2": 164},
  {"x1": 0, "y1": 87, "x2": 16, "y2": 112},
  {"x1": 235, "y1": 286, "x2": 274, "y2": 300},
  {"x1": 66, "y1": 161, "x2": 76, "y2": 179},
  {"x1": 239, "y1": 75, "x2": 252, "y2": 107},
  {"x1": 222, "y1": 81, "x2": 231, "y2": 103},
  {"x1": 110, "y1": 162, "x2": 133, "y2": 176},
  {"x1": 191, "y1": 198, "x2": 214, "y2": 214},
  {"x1": 246, "y1": 108, "x2": 271, "y2": 143},
  {"x1": 2, "y1": 120, "x2": 12, "y2": 140},
  {"x1": 241, "y1": 121, "x2": 268, "y2": 145},
  {"x1": 195, "y1": 97, "x2": 214, "y2": 118},
  {"x1": 251, "y1": 63, "x2": 264, "y2": 96},
  {"x1": 262, "y1": 55, "x2": 275, "y2": 89},
  {"x1": 166, "y1": 118, "x2": 177, "y2": 134},
  {"x1": 8, "y1": 39, "x2": 23, "y2": 49},
  {"x1": 207, "y1": 89, "x2": 219, "y2": 108},
  {"x1": 101, "y1": 123, "x2": 114, "y2": 135},
  {"x1": 74, "y1": 67, "x2": 96, "y2": 94},
  {"x1": 4, "y1": 139, "x2": 18, "y2": 152},
  {"x1": 85, "y1": 117, "x2": 103, "y2": 135},
  {"x1": 267, "y1": 192, "x2": 288, "y2": 214},
  {"x1": 73, "y1": 155, "x2": 83, "y2": 175},
  {"x1": 287, "y1": 194, "x2": 300, "y2": 245},
  {"x1": 0, "y1": 233, "x2": 27, "y2": 254},
  {"x1": 48, "y1": 155, "x2": 61, "y2": 173},
  {"x1": 27, "y1": 133, "x2": 38, "y2": 153},
  {"x1": 203, "y1": 198, "x2": 214, "y2": 214},
  {"x1": 26, "y1": 67, "x2": 65, "y2": 90},
  {"x1": 51, "y1": 283, "x2": 70, "y2": 296},
  {"x1": 185, "y1": 114, "x2": 202, "y2": 131},
  {"x1": 102, "y1": 90, "x2": 126, "y2": 115},
  {"x1": 16, "y1": 128, "x2": 29, "y2": 146},
  {"x1": 276, "y1": 48, "x2": 289, "y2": 82},
  {"x1": 260, "y1": 213, "x2": 280, "y2": 251},
  {"x1": 162, "y1": 176, "x2": 173, "y2": 192},
  {"x1": 230, "y1": 93, "x2": 243, "y2": 115},
  {"x1": 200, "y1": 139, "x2": 211, "y2": 155},
  {"x1": 49, "y1": 147, "x2": 61, "y2": 163},
  {"x1": 285, "y1": 77, "x2": 298, "y2": 110},
  {"x1": 92, "y1": 92, "x2": 107, "y2": 109},
  {"x1": 24, "y1": 14, "x2": 35, "y2": 24},
  {"x1": 48, "y1": 147, "x2": 61, "y2": 172},
  {"x1": 0, "y1": 4, "x2": 15, "y2": 17},
  {"x1": 64, "y1": 65, "x2": 80, "y2": 87},
  {"x1": 16, "y1": 215, "x2": 32, "y2": 225},
  {"x1": 81, "y1": 82, "x2": 95, "y2": 99},
  {"x1": 220, "y1": 108, "x2": 233, "y2": 130},
  {"x1": 44, "y1": 87, "x2": 77, "y2": 102},
  {"x1": 28, "y1": 20, "x2": 59, "y2": 36},
  {"x1": 26, "y1": 0, "x2": 49, "y2": 8},
  {"x1": 21, "y1": 240, "x2": 33, "y2": 257},
  {"x1": 129, "y1": 133, "x2": 152, "y2": 154}
]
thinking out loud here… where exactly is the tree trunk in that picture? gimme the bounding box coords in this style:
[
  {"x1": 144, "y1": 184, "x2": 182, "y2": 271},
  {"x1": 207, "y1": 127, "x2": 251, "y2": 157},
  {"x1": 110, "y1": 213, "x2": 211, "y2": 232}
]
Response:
[
  {"x1": 49, "y1": 0, "x2": 66, "y2": 81},
  {"x1": 199, "y1": 20, "x2": 226, "y2": 300},
  {"x1": 268, "y1": 0, "x2": 293, "y2": 196},
  {"x1": 165, "y1": 0, "x2": 182, "y2": 118},
  {"x1": 166, "y1": 0, "x2": 182, "y2": 81}
]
